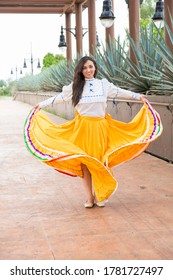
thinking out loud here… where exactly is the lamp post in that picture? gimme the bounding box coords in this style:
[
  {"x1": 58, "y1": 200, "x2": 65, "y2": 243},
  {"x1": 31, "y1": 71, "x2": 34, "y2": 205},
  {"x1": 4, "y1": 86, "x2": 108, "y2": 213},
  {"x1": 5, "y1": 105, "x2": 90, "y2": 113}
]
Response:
[
  {"x1": 152, "y1": 0, "x2": 173, "y2": 54},
  {"x1": 99, "y1": 0, "x2": 115, "y2": 48},
  {"x1": 58, "y1": 25, "x2": 88, "y2": 41},
  {"x1": 58, "y1": 25, "x2": 67, "y2": 51},
  {"x1": 96, "y1": 32, "x2": 101, "y2": 48},
  {"x1": 58, "y1": 25, "x2": 88, "y2": 54},
  {"x1": 152, "y1": 0, "x2": 164, "y2": 27},
  {"x1": 10, "y1": 66, "x2": 22, "y2": 80},
  {"x1": 99, "y1": 0, "x2": 115, "y2": 28},
  {"x1": 58, "y1": 26, "x2": 101, "y2": 52},
  {"x1": 23, "y1": 44, "x2": 41, "y2": 75}
]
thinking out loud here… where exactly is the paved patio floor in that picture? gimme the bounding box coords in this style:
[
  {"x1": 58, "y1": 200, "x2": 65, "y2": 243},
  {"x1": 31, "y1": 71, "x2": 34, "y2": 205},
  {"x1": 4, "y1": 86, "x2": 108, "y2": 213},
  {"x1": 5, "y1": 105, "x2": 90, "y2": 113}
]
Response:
[{"x1": 0, "y1": 97, "x2": 173, "y2": 260}]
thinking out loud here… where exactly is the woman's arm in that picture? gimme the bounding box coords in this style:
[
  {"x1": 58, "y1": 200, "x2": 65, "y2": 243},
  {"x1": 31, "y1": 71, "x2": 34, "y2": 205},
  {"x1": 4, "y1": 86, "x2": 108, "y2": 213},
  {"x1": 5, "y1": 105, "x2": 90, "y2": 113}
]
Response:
[
  {"x1": 104, "y1": 79, "x2": 147, "y2": 103},
  {"x1": 35, "y1": 83, "x2": 72, "y2": 109}
]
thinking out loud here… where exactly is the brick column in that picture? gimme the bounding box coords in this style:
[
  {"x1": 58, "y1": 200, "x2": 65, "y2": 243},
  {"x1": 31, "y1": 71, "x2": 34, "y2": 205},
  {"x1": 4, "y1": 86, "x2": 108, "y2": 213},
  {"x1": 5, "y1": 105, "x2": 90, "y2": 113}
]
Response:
[
  {"x1": 75, "y1": 3, "x2": 83, "y2": 55},
  {"x1": 87, "y1": 0, "x2": 96, "y2": 55},
  {"x1": 65, "y1": 13, "x2": 72, "y2": 63},
  {"x1": 106, "y1": 0, "x2": 115, "y2": 47},
  {"x1": 128, "y1": 0, "x2": 140, "y2": 66},
  {"x1": 164, "y1": 0, "x2": 173, "y2": 53}
]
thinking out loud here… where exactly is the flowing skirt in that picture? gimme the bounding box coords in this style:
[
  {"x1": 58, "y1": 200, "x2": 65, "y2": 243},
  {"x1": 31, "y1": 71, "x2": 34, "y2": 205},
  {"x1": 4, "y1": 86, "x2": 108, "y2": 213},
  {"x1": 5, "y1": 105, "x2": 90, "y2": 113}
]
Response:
[{"x1": 24, "y1": 101, "x2": 162, "y2": 202}]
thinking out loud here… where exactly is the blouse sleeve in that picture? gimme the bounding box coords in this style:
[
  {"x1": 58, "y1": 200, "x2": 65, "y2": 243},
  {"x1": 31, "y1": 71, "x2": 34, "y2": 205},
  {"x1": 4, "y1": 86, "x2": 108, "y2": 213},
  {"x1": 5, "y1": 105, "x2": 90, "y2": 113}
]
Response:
[
  {"x1": 39, "y1": 82, "x2": 73, "y2": 109},
  {"x1": 103, "y1": 78, "x2": 141, "y2": 101}
]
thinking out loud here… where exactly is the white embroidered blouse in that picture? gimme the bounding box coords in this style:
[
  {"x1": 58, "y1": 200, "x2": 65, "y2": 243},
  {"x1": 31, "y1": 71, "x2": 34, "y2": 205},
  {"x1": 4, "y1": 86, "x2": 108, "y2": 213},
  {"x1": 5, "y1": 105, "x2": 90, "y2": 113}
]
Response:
[{"x1": 39, "y1": 78, "x2": 141, "y2": 117}]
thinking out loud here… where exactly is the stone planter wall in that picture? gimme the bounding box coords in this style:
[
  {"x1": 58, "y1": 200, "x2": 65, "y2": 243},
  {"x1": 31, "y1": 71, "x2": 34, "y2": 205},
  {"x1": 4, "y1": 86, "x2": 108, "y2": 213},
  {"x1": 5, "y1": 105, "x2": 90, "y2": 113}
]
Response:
[{"x1": 14, "y1": 91, "x2": 173, "y2": 163}]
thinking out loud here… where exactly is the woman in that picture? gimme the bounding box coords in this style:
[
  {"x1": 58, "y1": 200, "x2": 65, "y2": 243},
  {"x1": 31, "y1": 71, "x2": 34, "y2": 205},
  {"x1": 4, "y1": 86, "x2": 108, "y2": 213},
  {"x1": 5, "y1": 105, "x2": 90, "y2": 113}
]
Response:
[{"x1": 24, "y1": 56, "x2": 162, "y2": 208}]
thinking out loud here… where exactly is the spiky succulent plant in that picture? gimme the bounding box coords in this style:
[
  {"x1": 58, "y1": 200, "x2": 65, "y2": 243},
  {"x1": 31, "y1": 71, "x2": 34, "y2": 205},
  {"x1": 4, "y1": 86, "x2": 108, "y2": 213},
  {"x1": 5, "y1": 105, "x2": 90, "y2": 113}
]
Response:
[{"x1": 14, "y1": 20, "x2": 173, "y2": 96}]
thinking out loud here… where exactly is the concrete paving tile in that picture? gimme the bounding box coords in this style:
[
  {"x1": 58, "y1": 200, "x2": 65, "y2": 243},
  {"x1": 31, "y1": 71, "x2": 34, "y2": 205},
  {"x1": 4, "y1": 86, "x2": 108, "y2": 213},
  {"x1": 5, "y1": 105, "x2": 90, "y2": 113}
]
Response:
[
  {"x1": 117, "y1": 231, "x2": 165, "y2": 260},
  {"x1": 0, "y1": 240, "x2": 54, "y2": 260},
  {"x1": 129, "y1": 202, "x2": 173, "y2": 231},
  {"x1": 108, "y1": 205, "x2": 151, "y2": 232},
  {"x1": 140, "y1": 230, "x2": 173, "y2": 260},
  {"x1": 0, "y1": 214, "x2": 45, "y2": 242},
  {"x1": 46, "y1": 234, "x2": 130, "y2": 260}
]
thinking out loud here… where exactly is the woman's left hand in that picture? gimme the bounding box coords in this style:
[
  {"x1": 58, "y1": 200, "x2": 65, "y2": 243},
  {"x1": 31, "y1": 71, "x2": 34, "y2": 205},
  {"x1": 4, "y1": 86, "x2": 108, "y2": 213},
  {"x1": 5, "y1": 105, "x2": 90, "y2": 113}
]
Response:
[{"x1": 140, "y1": 95, "x2": 147, "y2": 103}]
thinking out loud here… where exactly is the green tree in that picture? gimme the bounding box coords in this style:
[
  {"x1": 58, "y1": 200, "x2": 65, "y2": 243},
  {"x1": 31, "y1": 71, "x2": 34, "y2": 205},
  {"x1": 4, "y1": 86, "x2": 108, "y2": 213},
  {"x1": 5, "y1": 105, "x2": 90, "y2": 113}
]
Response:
[
  {"x1": 55, "y1": 54, "x2": 66, "y2": 64},
  {"x1": 141, "y1": 0, "x2": 157, "y2": 20},
  {"x1": 123, "y1": 1, "x2": 158, "y2": 45},
  {"x1": 140, "y1": 0, "x2": 164, "y2": 37},
  {"x1": 42, "y1": 52, "x2": 65, "y2": 70},
  {"x1": 0, "y1": 79, "x2": 6, "y2": 87},
  {"x1": 0, "y1": 80, "x2": 11, "y2": 96}
]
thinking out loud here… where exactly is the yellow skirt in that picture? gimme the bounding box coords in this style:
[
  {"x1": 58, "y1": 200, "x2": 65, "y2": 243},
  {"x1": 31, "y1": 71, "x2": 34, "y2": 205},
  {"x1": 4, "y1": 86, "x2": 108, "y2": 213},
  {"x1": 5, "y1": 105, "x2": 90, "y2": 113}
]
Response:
[{"x1": 24, "y1": 101, "x2": 162, "y2": 202}]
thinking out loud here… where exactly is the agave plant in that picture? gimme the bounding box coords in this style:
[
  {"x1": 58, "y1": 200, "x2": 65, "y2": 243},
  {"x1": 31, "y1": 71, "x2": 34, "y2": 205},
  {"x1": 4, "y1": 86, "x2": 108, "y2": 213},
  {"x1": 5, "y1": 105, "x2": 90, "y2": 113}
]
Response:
[
  {"x1": 14, "y1": 60, "x2": 75, "y2": 92},
  {"x1": 38, "y1": 60, "x2": 74, "y2": 92},
  {"x1": 94, "y1": 36, "x2": 129, "y2": 87},
  {"x1": 147, "y1": 18, "x2": 173, "y2": 95},
  {"x1": 37, "y1": 54, "x2": 87, "y2": 91},
  {"x1": 123, "y1": 23, "x2": 166, "y2": 92},
  {"x1": 14, "y1": 73, "x2": 43, "y2": 92},
  {"x1": 14, "y1": 19, "x2": 173, "y2": 96},
  {"x1": 122, "y1": 20, "x2": 172, "y2": 95},
  {"x1": 93, "y1": 22, "x2": 166, "y2": 94}
]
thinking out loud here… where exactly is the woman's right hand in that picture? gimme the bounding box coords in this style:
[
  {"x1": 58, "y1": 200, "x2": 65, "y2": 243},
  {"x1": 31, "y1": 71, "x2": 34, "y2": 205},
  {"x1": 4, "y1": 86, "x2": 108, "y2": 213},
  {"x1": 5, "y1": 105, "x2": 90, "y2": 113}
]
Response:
[
  {"x1": 34, "y1": 104, "x2": 40, "y2": 111},
  {"x1": 140, "y1": 95, "x2": 147, "y2": 103}
]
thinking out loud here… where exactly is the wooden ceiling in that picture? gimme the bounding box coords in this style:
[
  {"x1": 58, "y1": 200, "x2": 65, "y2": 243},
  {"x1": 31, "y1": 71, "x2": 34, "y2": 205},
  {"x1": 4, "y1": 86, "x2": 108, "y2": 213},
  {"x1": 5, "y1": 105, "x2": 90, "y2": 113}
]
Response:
[{"x1": 0, "y1": 0, "x2": 88, "y2": 13}]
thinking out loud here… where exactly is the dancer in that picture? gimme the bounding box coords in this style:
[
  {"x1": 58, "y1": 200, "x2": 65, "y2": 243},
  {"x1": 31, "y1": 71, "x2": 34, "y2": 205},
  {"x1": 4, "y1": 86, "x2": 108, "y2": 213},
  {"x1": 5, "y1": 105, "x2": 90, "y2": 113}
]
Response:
[{"x1": 24, "y1": 56, "x2": 162, "y2": 208}]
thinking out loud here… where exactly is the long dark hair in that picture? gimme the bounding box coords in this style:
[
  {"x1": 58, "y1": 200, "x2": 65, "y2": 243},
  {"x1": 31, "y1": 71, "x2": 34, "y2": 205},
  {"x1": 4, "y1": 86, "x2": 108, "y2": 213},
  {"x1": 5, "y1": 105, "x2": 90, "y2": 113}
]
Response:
[{"x1": 72, "y1": 56, "x2": 98, "y2": 106}]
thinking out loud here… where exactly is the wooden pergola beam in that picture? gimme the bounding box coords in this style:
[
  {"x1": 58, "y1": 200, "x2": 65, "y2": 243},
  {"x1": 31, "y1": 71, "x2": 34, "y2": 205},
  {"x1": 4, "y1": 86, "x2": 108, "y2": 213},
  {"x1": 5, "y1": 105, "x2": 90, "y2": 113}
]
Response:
[
  {"x1": 0, "y1": 0, "x2": 88, "y2": 13},
  {"x1": 0, "y1": 1, "x2": 103, "y2": 61}
]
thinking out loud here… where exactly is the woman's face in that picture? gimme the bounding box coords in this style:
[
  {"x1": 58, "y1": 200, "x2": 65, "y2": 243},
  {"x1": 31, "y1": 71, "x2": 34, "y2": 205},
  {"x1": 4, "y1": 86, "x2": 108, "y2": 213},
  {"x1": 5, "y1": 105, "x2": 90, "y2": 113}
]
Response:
[{"x1": 82, "y1": 60, "x2": 96, "y2": 79}]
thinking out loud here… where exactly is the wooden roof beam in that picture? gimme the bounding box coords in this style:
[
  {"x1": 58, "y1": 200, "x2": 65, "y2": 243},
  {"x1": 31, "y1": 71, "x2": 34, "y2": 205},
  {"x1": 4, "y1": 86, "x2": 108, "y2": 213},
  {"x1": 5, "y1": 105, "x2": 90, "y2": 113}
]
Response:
[{"x1": 0, "y1": 7, "x2": 65, "y2": 13}]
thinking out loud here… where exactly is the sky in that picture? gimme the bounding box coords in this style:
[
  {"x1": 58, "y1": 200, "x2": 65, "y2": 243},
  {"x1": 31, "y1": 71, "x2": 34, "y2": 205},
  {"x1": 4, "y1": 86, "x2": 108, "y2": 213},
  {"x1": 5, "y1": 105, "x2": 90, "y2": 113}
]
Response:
[{"x1": 0, "y1": 0, "x2": 129, "y2": 81}]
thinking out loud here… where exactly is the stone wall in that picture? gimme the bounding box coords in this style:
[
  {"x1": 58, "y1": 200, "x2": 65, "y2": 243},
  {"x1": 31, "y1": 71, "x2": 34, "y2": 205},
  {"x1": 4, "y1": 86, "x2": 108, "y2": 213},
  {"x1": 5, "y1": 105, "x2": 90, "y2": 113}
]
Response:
[{"x1": 14, "y1": 91, "x2": 173, "y2": 163}]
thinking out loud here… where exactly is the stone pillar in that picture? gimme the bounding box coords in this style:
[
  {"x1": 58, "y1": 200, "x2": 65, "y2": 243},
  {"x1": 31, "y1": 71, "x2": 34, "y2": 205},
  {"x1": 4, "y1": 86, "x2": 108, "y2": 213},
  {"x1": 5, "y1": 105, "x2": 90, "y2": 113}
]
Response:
[
  {"x1": 65, "y1": 13, "x2": 72, "y2": 63},
  {"x1": 106, "y1": 0, "x2": 115, "y2": 47},
  {"x1": 75, "y1": 3, "x2": 83, "y2": 55},
  {"x1": 164, "y1": 0, "x2": 173, "y2": 53},
  {"x1": 87, "y1": 0, "x2": 96, "y2": 55},
  {"x1": 128, "y1": 0, "x2": 140, "y2": 66}
]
